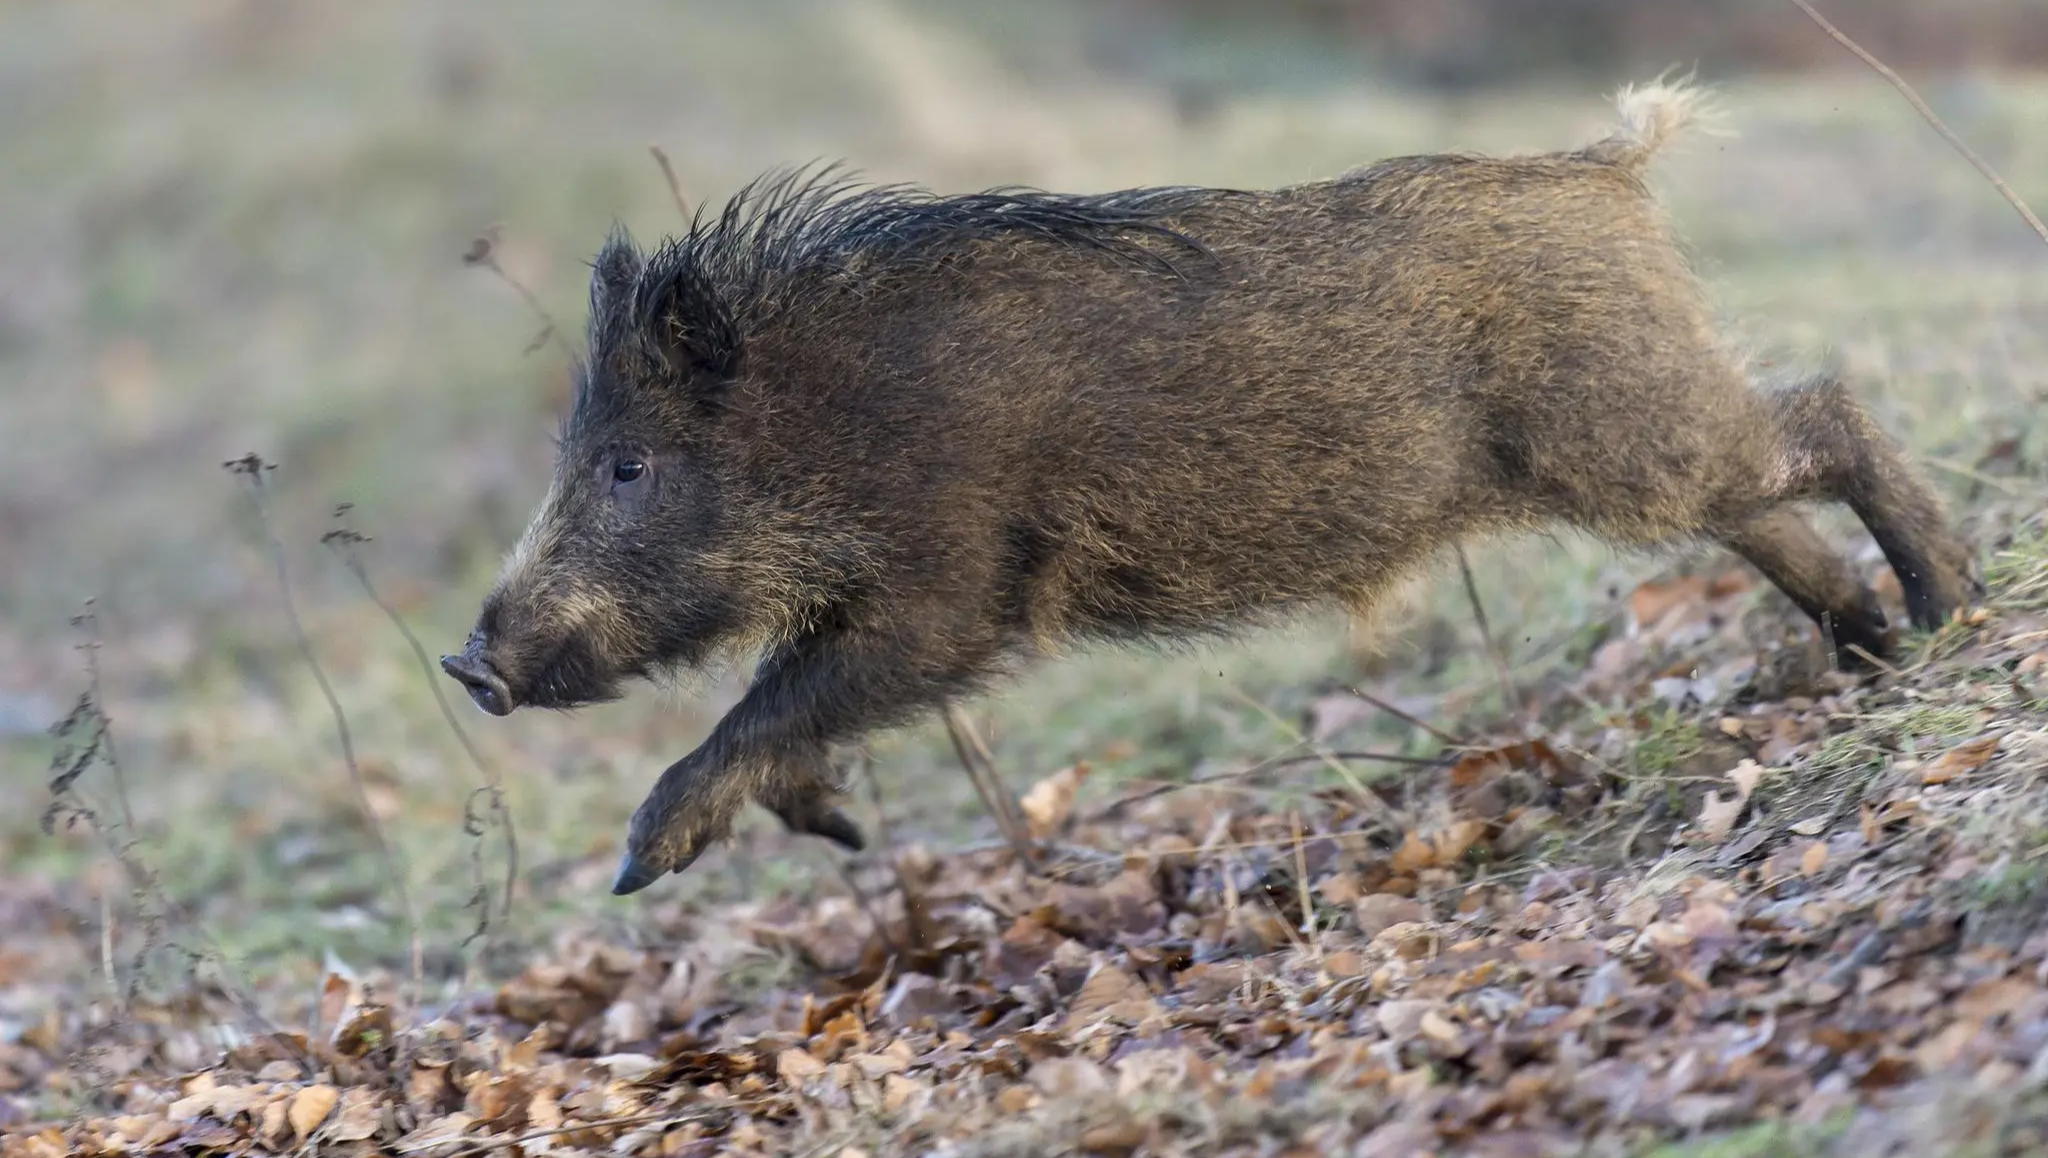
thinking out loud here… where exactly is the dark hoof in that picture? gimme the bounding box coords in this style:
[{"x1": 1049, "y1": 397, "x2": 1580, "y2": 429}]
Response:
[
  {"x1": 611, "y1": 845, "x2": 701, "y2": 895},
  {"x1": 767, "y1": 795, "x2": 868, "y2": 851},
  {"x1": 805, "y1": 808, "x2": 867, "y2": 852},
  {"x1": 1824, "y1": 600, "x2": 1894, "y2": 671},
  {"x1": 610, "y1": 852, "x2": 664, "y2": 896}
]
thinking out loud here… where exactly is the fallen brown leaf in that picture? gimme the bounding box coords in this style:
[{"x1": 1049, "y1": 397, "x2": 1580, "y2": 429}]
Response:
[
  {"x1": 1390, "y1": 831, "x2": 1436, "y2": 874},
  {"x1": 1698, "y1": 791, "x2": 1744, "y2": 844},
  {"x1": 777, "y1": 1048, "x2": 827, "y2": 1085},
  {"x1": 1318, "y1": 871, "x2": 1364, "y2": 906},
  {"x1": 1019, "y1": 762, "x2": 1092, "y2": 839},
  {"x1": 1727, "y1": 759, "x2": 1765, "y2": 804},
  {"x1": 1066, "y1": 963, "x2": 1160, "y2": 1030},
  {"x1": 1801, "y1": 840, "x2": 1829, "y2": 876},
  {"x1": 288, "y1": 1085, "x2": 339, "y2": 1144},
  {"x1": 1923, "y1": 734, "x2": 2000, "y2": 784},
  {"x1": 1430, "y1": 818, "x2": 1488, "y2": 866},
  {"x1": 325, "y1": 1088, "x2": 381, "y2": 1143},
  {"x1": 1030, "y1": 1056, "x2": 1110, "y2": 1099},
  {"x1": 257, "y1": 1097, "x2": 289, "y2": 1150},
  {"x1": 1079, "y1": 1119, "x2": 1147, "y2": 1157}
]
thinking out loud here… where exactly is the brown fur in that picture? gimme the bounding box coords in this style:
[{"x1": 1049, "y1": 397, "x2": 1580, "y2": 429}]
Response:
[{"x1": 441, "y1": 81, "x2": 1977, "y2": 894}]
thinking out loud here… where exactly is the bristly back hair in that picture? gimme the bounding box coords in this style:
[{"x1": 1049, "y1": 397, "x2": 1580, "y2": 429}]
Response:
[{"x1": 590, "y1": 161, "x2": 1240, "y2": 382}]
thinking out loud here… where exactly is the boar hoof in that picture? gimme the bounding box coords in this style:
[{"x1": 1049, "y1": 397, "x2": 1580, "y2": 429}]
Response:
[
  {"x1": 766, "y1": 797, "x2": 868, "y2": 851},
  {"x1": 611, "y1": 848, "x2": 695, "y2": 895},
  {"x1": 1826, "y1": 597, "x2": 1895, "y2": 671},
  {"x1": 802, "y1": 808, "x2": 867, "y2": 852}
]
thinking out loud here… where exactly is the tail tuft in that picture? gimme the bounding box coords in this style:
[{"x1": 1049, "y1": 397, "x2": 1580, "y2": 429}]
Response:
[{"x1": 1588, "y1": 75, "x2": 1720, "y2": 173}]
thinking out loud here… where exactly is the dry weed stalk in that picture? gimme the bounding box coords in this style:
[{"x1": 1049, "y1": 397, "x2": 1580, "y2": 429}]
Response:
[
  {"x1": 943, "y1": 705, "x2": 1039, "y2": 870},
  {"x1": 225, "y1": 453, "x2": 424, "y2": 1049},
  {"x1": 1790, "y1": 0, "x2": 2047, "y2": 248},
  {"x1": 1457, "y1": 548, "x2": 1524, "y2": 727},
  {"x1": 43, "y1": 604, "x2": 293, "y2": 1062},
  {"x1": 462, "y1": 228, "x2": 574, "y2": 359},
  {"x1": 1343, "y1": 685, "x2": 1468, "y2": 748},
  {"x1": 323, "y1": 506, "x2": 520, "y2": 976},
  {"x1": 648, "y1": 144, "x2": 693, "y2": 222},
  {"x1": 1221, "y1": 683, "x2": 1396, "y2": 818}
]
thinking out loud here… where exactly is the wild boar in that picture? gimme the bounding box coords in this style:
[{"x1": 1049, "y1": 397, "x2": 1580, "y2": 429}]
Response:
[{"x1": 441, "y1": 81, "x2": 1976, "y2": 895}]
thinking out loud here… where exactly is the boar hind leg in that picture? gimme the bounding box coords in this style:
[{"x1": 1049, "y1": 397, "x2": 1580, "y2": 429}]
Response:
[
  {"x1": 1760, "y1": 374, "x2": 1978, "y2": 632},
  {"x1": 756, "y1": 748, "x2": 866, "y2": 852},
  {"x1": 1718, "y1": 508, "x2": 1892, "y2": 665}
]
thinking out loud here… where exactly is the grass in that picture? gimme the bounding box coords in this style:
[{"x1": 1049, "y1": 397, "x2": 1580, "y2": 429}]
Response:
[{"x1": 2, "y1": 0, "x2": 2047, "y2": 1120}]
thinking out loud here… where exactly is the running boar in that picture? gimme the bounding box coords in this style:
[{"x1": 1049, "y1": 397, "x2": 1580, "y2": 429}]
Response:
[{"x1": 441, "y1": 81, "x2": 1976, "y2": 895}]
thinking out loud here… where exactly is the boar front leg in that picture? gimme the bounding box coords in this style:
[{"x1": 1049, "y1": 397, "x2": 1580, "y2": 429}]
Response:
[{"x1": 610, "y1": 620, "x2": 1002, "y2": 895}]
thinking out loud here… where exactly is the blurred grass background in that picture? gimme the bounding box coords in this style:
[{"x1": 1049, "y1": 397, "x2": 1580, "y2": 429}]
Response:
[{"x1": 1, "y1": 0, "x2": 2044, "y2": 992}]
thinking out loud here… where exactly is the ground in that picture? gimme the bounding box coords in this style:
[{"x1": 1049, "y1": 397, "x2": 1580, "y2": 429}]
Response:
[{"x1": 2, "y1": 1, "x2": 2047, "y2": 1155}]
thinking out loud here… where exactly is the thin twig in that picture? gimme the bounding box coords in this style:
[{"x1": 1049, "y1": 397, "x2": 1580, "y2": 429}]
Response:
[
  {"x1": 97, "y1": 882, "x2": 117, "y2": 1005},
  {"x1": 1923, "y1": 455, "x2": 2027, "y2": 497},
  {"x1": 1222, "y1": 739, "x2": 1448, "y2": 789},
  {"x1": 1789, "y1": 0, "x2": 2048, "y2": 249},
  {"x1": 1457, "y1": 547, "x2": 1523, "y2": 727},
  {"x1": 1619, "y1": 805, "x2": 1661, "y2": 860},
  {"x1": 1258, "y1": 749, "x2": 1449, "y2": 770},
  {"x1": 462, "y1": 229, "x2": 576, "y2": 359},
  {"x1": 950, "y1": 704, "x2": 1008, "y2": 788},
  {"x1": 1844, "y1": 643, "x2": 1904, "y2": 680},
  {"x1": 1080, "y1": 747, "x2": 1447, "y2": 827},
  {"x1": 1343, "y1": 684, "x2": 1468, "y2": 747},
  {"x1": 943, "y1": 704, "x2": 1038, "y2": 869},
  {"x1": 858, "y1": 749, "x2": 933, "y2": 951},
  {"x1": 1290, "y1": 811, "x2": 1319, "y2": 955},
  {"x1": 226, "y1": 454, "x2": 424, "y2": 1054},
  {"x1": 942, "y1": 709, "x2": 1004, "y2": 833},
  {"x1": 649, "y1": 144, "x2": 693, "y2": 223},
  {"x1": 323, "y1": 513, "x2": 519, "y2": 925},
  {"x1": 1221, "y1": 685, "x2": 1397, "y2": 816}
]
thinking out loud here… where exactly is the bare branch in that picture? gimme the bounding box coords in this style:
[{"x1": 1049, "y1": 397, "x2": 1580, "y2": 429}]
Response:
[
  {"x1": 943, "y1": 704, "x2": 1039, "y2": 870},
  {"x1": 1342, "y1": 684, "x2": 1468, "y2": 748},
  {"x1": 1789, "y1": 0, "x2": 2048, "y2": 249}
]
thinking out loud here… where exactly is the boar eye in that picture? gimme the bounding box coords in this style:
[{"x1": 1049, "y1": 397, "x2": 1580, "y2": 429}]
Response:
[{"x1": 613, "y1": 459, "x2": 647, "y2": 484}]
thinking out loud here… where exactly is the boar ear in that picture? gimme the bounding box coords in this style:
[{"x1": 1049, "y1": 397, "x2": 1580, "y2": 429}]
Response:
[
  {"x1": 589, "y1": 226, "x2": 644, "y2": 319},
  {"x1": 637, "y1": 258, "x2": 745, "y2": 387}
]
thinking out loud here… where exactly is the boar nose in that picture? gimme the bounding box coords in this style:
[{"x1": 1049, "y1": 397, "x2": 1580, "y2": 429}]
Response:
[{"x1": 440, "y1": 650, "x2": 514, "y2": 717}]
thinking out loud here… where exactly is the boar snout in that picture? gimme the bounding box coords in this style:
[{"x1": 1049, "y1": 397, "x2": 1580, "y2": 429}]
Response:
[{"x1": 441, "y1": 647, "x2": 514, "y2": 717}]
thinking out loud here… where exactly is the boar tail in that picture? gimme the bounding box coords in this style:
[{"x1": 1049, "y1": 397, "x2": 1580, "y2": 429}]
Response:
[{"x1": 1583, "y1": 75, "x2": 1718, "y2": 174}]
